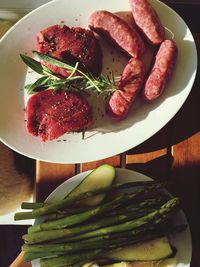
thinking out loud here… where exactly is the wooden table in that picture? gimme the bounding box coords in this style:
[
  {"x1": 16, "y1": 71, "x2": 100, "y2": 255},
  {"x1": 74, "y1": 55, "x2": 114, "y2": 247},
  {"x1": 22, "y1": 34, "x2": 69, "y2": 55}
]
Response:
[{"x1": 0, "y1": 1, "x2": 199, "y2": 266}]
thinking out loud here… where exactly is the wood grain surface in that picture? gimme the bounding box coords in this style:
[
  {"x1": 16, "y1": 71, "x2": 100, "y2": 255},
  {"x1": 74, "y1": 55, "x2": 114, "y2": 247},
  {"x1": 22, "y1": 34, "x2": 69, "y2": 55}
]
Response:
[{"x1": 0, "y1": 4, "x2": 200, "y2": 267}]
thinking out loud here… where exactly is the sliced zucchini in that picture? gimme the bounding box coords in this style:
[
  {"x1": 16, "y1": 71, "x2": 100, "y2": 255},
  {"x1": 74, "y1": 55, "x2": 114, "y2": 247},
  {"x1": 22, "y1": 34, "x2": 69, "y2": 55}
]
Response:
[
  {"x1": 82, "y1": 263, "x2": 99, "y2": 267},
  {"x1": 102, "y1": 258, "x2": 177, "y2": 267},
  {"x1": 104, "y1": 237, "x2": 173, "y2": 262},
  {"x1": 66, "y1": 164, "x2": 116, "y2": 207}
]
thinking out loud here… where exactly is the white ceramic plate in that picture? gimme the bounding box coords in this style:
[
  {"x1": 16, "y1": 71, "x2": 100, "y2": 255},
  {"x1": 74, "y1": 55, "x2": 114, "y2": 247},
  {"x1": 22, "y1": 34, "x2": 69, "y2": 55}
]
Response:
[
  {"x1": 32, "y1": 168, "x2": 192, "y2": 267},
  {"x1": 0, "y1": 0, "x2": 197, "y2": 163}
]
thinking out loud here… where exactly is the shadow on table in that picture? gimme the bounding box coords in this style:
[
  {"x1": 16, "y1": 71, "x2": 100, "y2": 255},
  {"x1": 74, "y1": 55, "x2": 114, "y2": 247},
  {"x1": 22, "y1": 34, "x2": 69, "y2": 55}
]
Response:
[
  {"x1": 127, "y1": 65, "x2": 200, "y2": 154},
  {"x1": 128, "y1": 153, "x2": 200, "y2": 267}
]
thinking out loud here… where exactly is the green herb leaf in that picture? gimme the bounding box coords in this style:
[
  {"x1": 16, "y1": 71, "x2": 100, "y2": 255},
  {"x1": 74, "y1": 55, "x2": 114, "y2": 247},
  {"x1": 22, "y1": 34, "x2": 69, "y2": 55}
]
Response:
[
  {"x1": 33, "y1": 51, "x2": 75, "y2": 73},
  {"x1": 41, "y1": 65, "x2": 54, "y2": 75},
  {"x1": 33, "y1": 51, "x2": 103, "y2": 93},
  {"x1": 25, "y1": 76, "x2": 50, "y2": 94},
  {"x1": 22, "y1": 51, "x2": 117, "y2": 96},
  {"x1": 20, "y1": 54, "x2": 45, "y2": 75}
]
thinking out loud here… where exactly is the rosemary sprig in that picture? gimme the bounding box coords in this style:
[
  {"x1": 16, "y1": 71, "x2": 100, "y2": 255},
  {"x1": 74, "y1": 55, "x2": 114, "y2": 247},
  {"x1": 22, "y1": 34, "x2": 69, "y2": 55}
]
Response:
[{"x1": 21, "y1": 51, "x2": 117, "y2": 96}]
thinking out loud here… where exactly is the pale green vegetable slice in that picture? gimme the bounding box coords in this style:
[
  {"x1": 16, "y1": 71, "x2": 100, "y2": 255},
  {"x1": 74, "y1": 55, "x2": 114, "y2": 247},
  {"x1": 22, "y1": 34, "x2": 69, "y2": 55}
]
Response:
[
  {"x1": 102, "y1": 257, "x2": 177, "y2": 267},
  {"x1": 104, "y1": 237, "x2": 173, "y2": 262},
  {"x1": 66, "y1": 164, "x2": 116, "y2": 207}
]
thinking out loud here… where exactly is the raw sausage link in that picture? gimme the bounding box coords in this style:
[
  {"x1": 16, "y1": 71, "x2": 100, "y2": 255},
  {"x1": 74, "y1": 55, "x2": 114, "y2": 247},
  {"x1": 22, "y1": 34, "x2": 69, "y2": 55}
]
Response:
[
  {"x1": 143, "y1": 39, "x2": 178, "y2": 101},
  {"x1": 88, "y1": 10, "x2": 145, "y2": 58},
  {"x1": 129, "y1": 0, "x2": 165, "y2": 45},
  {"x1": 107, "y1": 58, "x2": 146, "y2": 120}
]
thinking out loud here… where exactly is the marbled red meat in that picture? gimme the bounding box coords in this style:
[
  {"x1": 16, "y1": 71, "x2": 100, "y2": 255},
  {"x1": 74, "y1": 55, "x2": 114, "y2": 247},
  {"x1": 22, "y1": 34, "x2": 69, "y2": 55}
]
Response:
[
  {"x1": 36, "y1": 25, "x2": 102, "y2": 77},
  {"x1": 26, "y1": 90, "x2": 93, "y2": 141}
]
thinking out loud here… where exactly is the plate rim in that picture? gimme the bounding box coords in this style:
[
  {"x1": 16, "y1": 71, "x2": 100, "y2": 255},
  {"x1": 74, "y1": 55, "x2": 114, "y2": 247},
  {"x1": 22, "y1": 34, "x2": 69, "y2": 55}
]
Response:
[
  {"x1": 32, "y1": 167, "x2": 192, "y2": 267},
  {"x1": 0, "y1": 0, "x2": 198, "y2": 164}
]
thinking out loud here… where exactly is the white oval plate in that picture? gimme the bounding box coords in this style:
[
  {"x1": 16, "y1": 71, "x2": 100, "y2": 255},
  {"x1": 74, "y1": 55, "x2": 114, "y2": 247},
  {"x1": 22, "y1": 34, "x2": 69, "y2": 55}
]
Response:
[
  {"x1": 32, "y1": 168, "x2": 192, "y2": 267},
  {"x1": 0, "y1": 0, "x2": 197, "y2": 163}
]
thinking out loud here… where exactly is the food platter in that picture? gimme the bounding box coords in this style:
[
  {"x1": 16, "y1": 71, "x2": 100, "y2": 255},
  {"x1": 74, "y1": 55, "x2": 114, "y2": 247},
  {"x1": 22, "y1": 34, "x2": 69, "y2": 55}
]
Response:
[
  {"x1": 32, "y1": 168, "x2": 192, "y2": 267},
  {"x1": 0, "y1": 0, "x2": 197, "y2": 163}
]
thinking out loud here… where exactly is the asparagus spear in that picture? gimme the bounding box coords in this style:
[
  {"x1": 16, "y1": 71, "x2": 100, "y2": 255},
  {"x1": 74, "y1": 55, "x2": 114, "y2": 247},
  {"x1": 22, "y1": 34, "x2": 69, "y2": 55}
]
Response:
[
  {"x1": 24, "y1": 251, "x2": 64, "y2": 262},
  {"x1": 28, "y1": 200, "x2": 120, "y2": 234},
  {"x1": 23, "y1": 196, "x2": 167, "y2": 244},
  {"x1": 14, "y1": 211, "x2": 68, "y2": 221},
  {"x1": 23, "y1": 209, "x2": 151, "y2": 245},
  {"x1": 16, "y1": 206, "x2": 92, "y2": 221},
  {"x1": 28, "y1": 182, "x2": 166, "y2": 233},
  {"x1": 39, "y1": 249, "x2": 102, "y2": 267},
  {"x1": 21, "y1": 202, "x2": 88, "y2": 216},
  {"x1": 21, "y1": 180, "x2": 156, "y2": 210},
  {"x1": 63, "y1": 198, "x2": 179, "y2": 242},
  {"x1": 23, "y1": 209, "x2": 185, "y2": 261},
  {"x1": 106, "y1": 194, "x2": 169, "y2": 217},
  {"x1": 20, "y1": 181, "x2": 162, "y2": 219},
  {"x1": 22, "y1": 227, "x2": 164, "y2": 255},
  {"x1": 22, "y1": 198, "x2": 179, "y2": 255},
  {"x1": 23, "y1": 222, "x2": 185, "y2": 261},
  {"x1": 24, "y1": 233, "x2": 133, "y2": 261},
  {"x1": 21, "y1": 202, "x2": 44, "y2": 209},
  {"x1": 23, "y1": 213, "x2": 129, "y2": 244}
]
